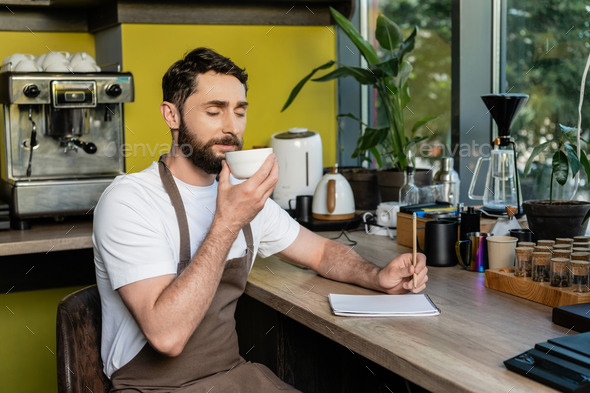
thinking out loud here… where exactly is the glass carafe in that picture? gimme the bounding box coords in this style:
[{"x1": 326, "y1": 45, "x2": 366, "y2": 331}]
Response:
[{"x1": 468, "y1": 148, "x2": 519, "y2": 214}]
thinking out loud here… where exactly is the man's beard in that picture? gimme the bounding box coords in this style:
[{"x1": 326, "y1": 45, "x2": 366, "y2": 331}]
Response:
[{"x1": 175, "y1": 120, "x2": 243, "y2": 175}]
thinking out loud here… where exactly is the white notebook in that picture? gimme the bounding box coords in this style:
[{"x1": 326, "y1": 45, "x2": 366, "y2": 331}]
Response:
[{"x1": 328, "y1": 293, "x2": 440, "y2": 317}]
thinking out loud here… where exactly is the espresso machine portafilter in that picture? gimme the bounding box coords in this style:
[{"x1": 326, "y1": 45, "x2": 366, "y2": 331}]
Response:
[{"x1": 0, "y1": 72, "x2": 134, "y2": 229}]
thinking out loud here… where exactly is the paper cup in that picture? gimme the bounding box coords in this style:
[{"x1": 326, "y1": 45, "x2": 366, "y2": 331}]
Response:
[{"x1": 487, "y1": 236, "x2": 518, "y2": 269}]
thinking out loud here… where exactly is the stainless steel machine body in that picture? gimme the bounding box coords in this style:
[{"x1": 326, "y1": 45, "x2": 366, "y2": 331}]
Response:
[{"x1": 0, "y1": 72, "x2": 134, "y2": 222}]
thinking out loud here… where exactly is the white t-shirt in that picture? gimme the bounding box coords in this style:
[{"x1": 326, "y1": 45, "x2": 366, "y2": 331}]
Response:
[{"x1": 93, "y1": 161, "x2": 300, "y2": 379}]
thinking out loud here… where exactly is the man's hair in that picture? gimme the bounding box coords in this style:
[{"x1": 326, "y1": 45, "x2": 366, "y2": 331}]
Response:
[{"x1": 162, "y1": 47, "x2": 248, "y2": 116}]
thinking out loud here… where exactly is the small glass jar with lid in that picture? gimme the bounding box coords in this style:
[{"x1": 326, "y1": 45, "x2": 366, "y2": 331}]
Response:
[
  {"x1": 573, "y1": 247, "x2": 590, "y2": 254},
  {"x1": 556, "y1": 238, "x2": 574, "y2": 245},
  {"x1": 571, "y1": 252, "x2": 590, "y2": 262},
  {"x1": 534, "y1": 245, "x2": 552, "y2": 253},
  {"x1": 570, "y1": 261, "x2": 589, "y2": 293},
  {"x1": 553, "y1": 244, "x2": 572, "y2": 252},
  {"x1": 550, "y1": 258, "x2": 570, "y2": 287},
  {"x1": 518, "y1": 242, "x2": 536, "y2": 249},
  {"x1": 553, "y1": 250, "x2": 571, "y2": 259},
  {"x1": 532, "y1": 252, "x2": 551, "y2": 282},
  {"x1": 573, "y1": 242, "x2": 590, "y2": 249},
  {"x1": 537, "y1": 240, "x2": 555, "y2": 248},
  {"x1": 514, "y1": 247, "x2": 534, "y2": 277},
  {"x1": 574, "y1": 236, "x2": 590, "y2": 243}
]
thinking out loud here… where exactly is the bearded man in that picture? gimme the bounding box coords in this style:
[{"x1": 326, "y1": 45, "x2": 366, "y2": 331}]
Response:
[{"x1": 93, "y1": 47, "x2": 428, "y2": 392}]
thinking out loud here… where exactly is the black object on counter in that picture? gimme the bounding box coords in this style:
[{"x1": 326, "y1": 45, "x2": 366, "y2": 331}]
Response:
[
  {"x1": 297, "y1": 215, "x2": 362, "y2": 232},
  {"x1": 288, "y1": 195, "x2": 313, "y2": 222},
  {"x1": 553, "y1": 303, "x2": 590, "y2": 334},
  {"x1": 510, "y1": 228, "x2": 534, "y2": 243},
  {"x1": 504, "y1": 331, "x2": 590, "y2": 393},
  {"x1": 459, "y1": 207, "x2": 480, "y2": 241},
  {"x1": 421, "y1": 220, "x2": 458, "y2": 267}
]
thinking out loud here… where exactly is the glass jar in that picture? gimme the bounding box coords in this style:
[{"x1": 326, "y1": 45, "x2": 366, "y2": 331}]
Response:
[
  {"x1": 514, "y1": 247, "x2": 534, "y2": 277},
  {"x1": 571, "y1": 252, "x2": 590, "y2": 262},
  {"x1": 532, "y1": 252, "x2": 551, "y2": 282},
  {"x1": 556, "y1": 238, "x2": 574, "y2": 245},
  {"x1": 573, "y1": 236, "x2": 590, "y2": 243},
  {"x1": 537, "y1": 240, "x2": 555, "y2": 248},
  {"x1": 573, "y1": 242, "x2": 590, "y2": 249},
  {"x1": 550, "y1": 258, "x2": 570, "y2": 287},
  {"x1": 573, "y1": 248, "x2": 590, "y2": 254},
  {"x1": 570, "y1": 261, "x2": 589, "y2": 293},
  {"x1": 534, "y1": 245, "x2": 552, "y2": 253},
  {"x1": 553, "y1": 244, "x2": 572, "y2": 252},
  {"x1": 518, "y1": 242, "x2": 536, "y2": 249},
  {"x1": 552, "y1": 250, "x2": 571, "y2": 260}
]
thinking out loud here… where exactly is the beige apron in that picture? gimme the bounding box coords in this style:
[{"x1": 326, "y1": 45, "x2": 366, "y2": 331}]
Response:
[{"x1": 109, "y1": 155, "x2": 300, "y2": 392}]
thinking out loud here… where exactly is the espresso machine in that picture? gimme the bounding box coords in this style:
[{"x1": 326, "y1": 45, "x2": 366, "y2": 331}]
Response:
[
  {"x1": 0, "y1": 71, "x2": 134, "y2": 229},
  {"x1": 468, "y1": 94, "x2": 529, "y2": 216}
]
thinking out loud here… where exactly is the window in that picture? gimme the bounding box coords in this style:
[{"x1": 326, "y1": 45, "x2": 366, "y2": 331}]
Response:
[
  {"x1": 505, "y1": 0, "x2": 590, "y2": 201},
  {"x1": 368, "y1": 0, "x2": 452, "y2": 170}
]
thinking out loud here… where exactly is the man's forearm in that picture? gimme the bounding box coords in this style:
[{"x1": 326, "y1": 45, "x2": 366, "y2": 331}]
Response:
[
  {"x1": 147, "y1": 220, "x2": 237, "y2": 354},
  {"x1": 316, "y1": 239, "x2": 383, "y2": 291}
]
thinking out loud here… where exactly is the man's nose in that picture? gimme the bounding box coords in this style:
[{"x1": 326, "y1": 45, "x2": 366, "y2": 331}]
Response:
[{"x1": 222, "y1": 111, "x2": 241, "y2": 135}]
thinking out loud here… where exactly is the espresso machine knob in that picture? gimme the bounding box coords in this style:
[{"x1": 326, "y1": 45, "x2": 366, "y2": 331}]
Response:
[
  {"x1": 23, "y1": 84, "x2": 40, "y2": 98},
  {"x1": 105, "y1": 84, "x2": 122, "y2": 97},
  {"x1": 72, "y1": 139, "x2": 97, "y2": 154}
]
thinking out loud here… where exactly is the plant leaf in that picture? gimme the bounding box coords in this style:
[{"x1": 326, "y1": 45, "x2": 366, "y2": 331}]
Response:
[
  {"x1": 375, "y1": 14, "x2": 403, "y2": 51},
  {"x1": 394, "y1": 26, "x2": 418, "y2": 61},
  {"x1": 580, "y1": 150, "x2": 590, "y2": 184},
  {"x1": 401, "y1": 81, "x2": 410, "y2": 107},
  {"x1": 582, "y1": 208, "x2": 590, "y2": 226},
  {"x1": 564, "y1": 143, "x2": 581, "y2": 177},
  {"x1": 560, "y1": 124, "x2": 576, "y2": 134},
  {"x1": 552, "y1": 150, "x2": 569, "y2": 186},
  {"x1": 411, "y1": 116, "x2": 438, "y2": 133},
  {"x1": 371, "y1": 57, "x2": 399, "y2": 77},
  {"x1": 337, "y1": 112, "x2": 368, "y2": 127},
  {"x1": 329, "y1": 7, "x2": 380, "y2": 65},
  {"x1": 369, "y1": 146, "x2": 382, "y2": 168},
  {"x1": 391, "y1": 61, "x2": 413, "y2": 89},
  {"x1": 357, "y1": 127, "x2": 389, "y2": 151},
  {"x1": 524, "y1": 141, "x2": 551, "y2": 175},
  {"x1": 312, "y1": 64, "x2": 377, "y2": 85},
  {"x1": 281, "y1": 60, "x2": 335, "y2": 112},
  {"x1": 564, "y1": 132, "x2": 590, "y2": 146}
]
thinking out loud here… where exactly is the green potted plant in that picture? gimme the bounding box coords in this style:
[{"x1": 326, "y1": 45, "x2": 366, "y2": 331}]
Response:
[
  {"x1": 281, "y1": 7, "x2": 437, "y2": 203},
  {"x1": 523, "y1": 124, "x2": 590, "y2": 239},
  {"x1": 522, "y1": 47, "x2": 590, "y2": 240}
]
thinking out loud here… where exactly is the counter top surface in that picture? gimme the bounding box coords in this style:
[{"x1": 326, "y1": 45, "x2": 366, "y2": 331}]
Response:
[
  {"x1": 0, "y1": 217, "x2": 93, "y2": 256},
  {"x1": 246, "y1": 230, "x2": 568, "y2": 393}
]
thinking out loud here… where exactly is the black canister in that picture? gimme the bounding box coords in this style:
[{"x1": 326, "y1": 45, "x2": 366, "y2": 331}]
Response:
[
  {"x1": 460, "y1": 207, "x2": 480, "y2": 241},
  {"x1": 422, "y1": 220, "x2": 459, "y2": 267}
]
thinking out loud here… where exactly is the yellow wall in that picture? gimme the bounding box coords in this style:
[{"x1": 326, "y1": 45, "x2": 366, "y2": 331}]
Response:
[
  {"x1": 120, "y1": 24, "x2": 337, "y2": 171},
  {"x1": 1, "y1": 286, "x2": 86, "y2": 393}
]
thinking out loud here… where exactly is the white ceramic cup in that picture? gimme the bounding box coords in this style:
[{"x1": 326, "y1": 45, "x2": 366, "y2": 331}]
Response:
[
  {"x1": 14, "y1": 60, "x2": 42, "y2": 72},
  {"x1": 487, "y1": 236, "x2": 519, "y2": 269},
  {"x1": 224, "y1": 148, "x2": 273, "y2": 179},
  {"x1": 376, "y1": 202, "x2": 400, "y2": 228},
  {"x1": 34, "y1": 53, "x2": 47, "y2": 66},
  {"x1": 2, "y1": 53, "x2": 34, "y2": 70},
  {"x1": 44, "y1": 61, "x2": 72, "y2": 73},
  {"x1": 70, "y1": 52, "x2": 95, "y2": 66},
  {"x1": 362, "y1": 212, "x2": 392, "y2": 237},
  {"x1": 73, "y1": 61, "x2": 101, "y2": 72},
  {"x1": 42, "y1": 51, "x2": 70, "y2": 69}
]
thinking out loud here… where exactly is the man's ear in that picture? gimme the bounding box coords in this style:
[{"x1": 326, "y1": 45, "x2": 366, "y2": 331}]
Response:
[{"x1": 160, "y1": 101, "x2": 181, "y2": 130}]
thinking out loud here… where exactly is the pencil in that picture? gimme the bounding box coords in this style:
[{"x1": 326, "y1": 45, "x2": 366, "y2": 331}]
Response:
[{"x1": 412, "y1": 212, "x2": 417, "y2": 289}]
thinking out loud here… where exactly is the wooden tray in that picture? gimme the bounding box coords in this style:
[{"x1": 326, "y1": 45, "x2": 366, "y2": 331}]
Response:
[{"x1": 485, "y1": 268, "x2": 590, "y2": 307}]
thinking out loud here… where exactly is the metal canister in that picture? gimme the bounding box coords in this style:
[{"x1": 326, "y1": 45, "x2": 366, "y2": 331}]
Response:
[{"x1": 433, "y1": 157, "x2": 461, "y2": 206}]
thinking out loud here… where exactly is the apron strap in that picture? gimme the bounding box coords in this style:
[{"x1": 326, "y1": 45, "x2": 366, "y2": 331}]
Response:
[{"x1": 158, "y1": 155, "x2": 192, "y2": 275}]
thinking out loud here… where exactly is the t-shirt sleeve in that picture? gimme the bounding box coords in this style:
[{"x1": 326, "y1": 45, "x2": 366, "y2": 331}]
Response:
[
  {"x1": 93, "y1": 182, "x2": 177, "y2": 290},
  {"x1": 257, "y1": 198, "x2": 300, "y2": 258}
]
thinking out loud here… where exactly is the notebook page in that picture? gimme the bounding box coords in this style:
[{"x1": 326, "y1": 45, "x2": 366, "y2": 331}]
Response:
[{"x1": 329, "y1": 294, "x2": 440, "y2": 316}]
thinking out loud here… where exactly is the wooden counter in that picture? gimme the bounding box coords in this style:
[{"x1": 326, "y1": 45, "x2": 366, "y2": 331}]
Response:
[
  {"x1": 0, "y1": 217, "x2": 93, "y2": 256},
  {"x1": 244, "y1": 230, "x2": 568, "y2": 393}
]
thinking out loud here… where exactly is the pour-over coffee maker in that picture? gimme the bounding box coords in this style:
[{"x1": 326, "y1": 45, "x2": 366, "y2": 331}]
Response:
[{"x1": 468, "y1": 94, "x2": 529, "y2": 216}]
